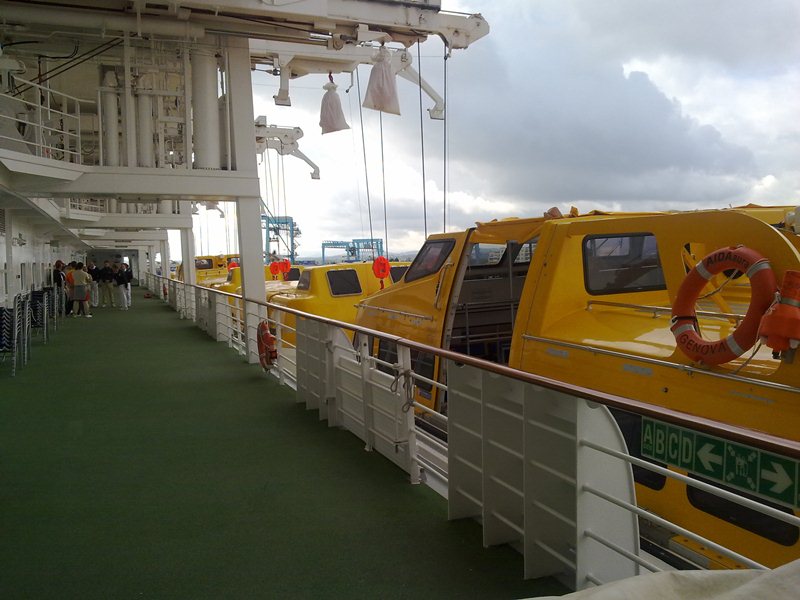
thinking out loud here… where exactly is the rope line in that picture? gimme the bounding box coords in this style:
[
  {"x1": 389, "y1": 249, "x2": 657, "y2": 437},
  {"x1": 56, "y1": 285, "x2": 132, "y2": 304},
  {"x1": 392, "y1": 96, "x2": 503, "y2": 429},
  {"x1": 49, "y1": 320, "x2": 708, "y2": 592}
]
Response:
[
  {"x1": 346, "y1": 76, "x2": 367, "y2": 242},
  {"x1": 380, "y1": 111, "x2": 389, "y2": 258},
  {"x1": 259, "y1": 154, "x2": 292, "y2": 259},
  {"x1": 355, "y1": 68, "x2": 376, "y2": 260},
  {"x1": 443, "y1": 42, "x2": 449, "y2": 233},
  {"x1": 417, "y1": 42, "x2": 428, "y2": 238},
  {"x1": 279, "y1": 150, "x2": 288, "y2": 255}
]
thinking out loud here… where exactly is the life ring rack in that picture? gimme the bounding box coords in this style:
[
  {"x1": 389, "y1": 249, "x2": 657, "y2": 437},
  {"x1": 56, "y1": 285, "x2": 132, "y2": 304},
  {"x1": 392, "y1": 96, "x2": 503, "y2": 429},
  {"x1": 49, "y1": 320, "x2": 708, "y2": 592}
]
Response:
[
  {"x1": 257, "y1": 320, "x2": 277, "y2": 370},
  {"x1": 670, "y1": 245, "x2": 777, "y2": 365}
]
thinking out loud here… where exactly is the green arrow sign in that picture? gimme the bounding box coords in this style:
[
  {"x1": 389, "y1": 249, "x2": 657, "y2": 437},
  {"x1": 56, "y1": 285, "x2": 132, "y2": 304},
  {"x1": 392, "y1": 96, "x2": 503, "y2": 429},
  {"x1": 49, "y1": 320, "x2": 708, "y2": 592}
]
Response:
[
  {"x1": 694, "y1": 434, "x2": 724, "y2": 480},
  {"x1": 641, "y1": 418, "x2": 799, "y2": 509}
]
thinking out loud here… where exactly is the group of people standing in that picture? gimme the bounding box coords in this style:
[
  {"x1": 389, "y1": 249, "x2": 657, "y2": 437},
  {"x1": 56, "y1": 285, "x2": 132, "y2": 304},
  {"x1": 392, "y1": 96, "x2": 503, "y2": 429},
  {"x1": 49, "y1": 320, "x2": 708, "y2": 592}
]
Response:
[{"x1": 53, "y1": 260, "x2": 133, "y2": 317}]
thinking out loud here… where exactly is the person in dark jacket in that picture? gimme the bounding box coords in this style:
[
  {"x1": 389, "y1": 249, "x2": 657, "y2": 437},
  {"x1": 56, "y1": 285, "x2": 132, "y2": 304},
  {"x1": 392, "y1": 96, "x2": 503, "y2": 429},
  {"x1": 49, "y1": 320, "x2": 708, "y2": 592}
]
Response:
[
  {"x1": 52, "y1": 260, "x2": 65, "y2": 288},
  {"x1": 52, "y1": 260, "x2": 66, "y2": 316},
  {"x1": 98, "y1": 260, "x2": 115, "y2": 307},
  {"x1": 87, "y1": 261, "x2": 101, "y2": 307},
  {"x1": 115, "y1": 263, "x2": 133, "y2": 310}
]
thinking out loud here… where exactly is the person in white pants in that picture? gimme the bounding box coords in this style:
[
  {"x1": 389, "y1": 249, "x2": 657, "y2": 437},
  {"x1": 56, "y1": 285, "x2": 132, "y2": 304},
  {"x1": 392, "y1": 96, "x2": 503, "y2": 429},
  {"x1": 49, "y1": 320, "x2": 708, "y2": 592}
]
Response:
[
  {"x1": 87, "y1": 261, "x2": 100, "y2": 307},
  {"x1": 117, "y1": 263, "x2": 132, "y2": 309}
]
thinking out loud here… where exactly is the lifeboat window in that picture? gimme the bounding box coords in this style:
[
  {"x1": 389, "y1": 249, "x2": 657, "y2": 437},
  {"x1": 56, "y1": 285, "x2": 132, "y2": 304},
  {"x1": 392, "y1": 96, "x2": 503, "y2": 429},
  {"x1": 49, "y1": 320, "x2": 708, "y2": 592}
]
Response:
[
  {"x1": 467, "y1": 239, "x2": 538, "y2": 269},
  {"x1": 468, "y1": 244, "x2": 507, "y2": 267},
  {"x1": 287, "y1": 268, "x2": 301, "y2": 281},
  {"x1": 376, "y1": 339, "x2": 398, "y2": 376},
  {"x1": 327, "y1": 269, "x2": 362, "y2": 296},
  {"x1": 195, "y1": 258, "x2": 214, "y2": 270},
  {"x1": 390, "y1": 265, "x2": 408, "y2": 283},
  {"x1": 297, "y1": 271, "x2": 311, "y2": 291},
  {"x1": 375, "y1": 340, "x2": 433, "y2": 393},
  {"x1": 226, "y1": 256, "x2": 240, "y2": 265},
  {"x1": 583, "y1": 233, "x2": 666, "y2": 295},
  {"x1": 225, "y1": 269, "x2": 235, "y2": 282},
  {"x1": 687, "y1": 475, "x2": 799, "y2": 546},
  {"x1": 514, "y1": 240, "x2": 538, "y2": 264},
  {"x1": 405, "y1": 240, "x2": 456, "y2": 283},
  {"x1": 411, "y1": 350, "x2": 435, "y2": 393}
]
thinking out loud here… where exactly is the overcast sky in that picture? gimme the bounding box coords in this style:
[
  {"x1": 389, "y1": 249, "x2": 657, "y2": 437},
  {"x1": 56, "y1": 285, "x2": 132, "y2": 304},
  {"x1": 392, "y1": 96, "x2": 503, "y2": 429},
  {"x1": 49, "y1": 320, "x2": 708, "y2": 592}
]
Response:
[{"x1": 181, "y1": 0, "x2": 800, "y2": 261}]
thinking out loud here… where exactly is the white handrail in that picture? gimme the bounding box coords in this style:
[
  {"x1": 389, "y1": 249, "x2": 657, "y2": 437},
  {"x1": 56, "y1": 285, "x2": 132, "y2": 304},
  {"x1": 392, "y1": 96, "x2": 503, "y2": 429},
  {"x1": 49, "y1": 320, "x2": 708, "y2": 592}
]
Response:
[{"x1": 0, "y1": 76, "x2": 84, "y2": 163}]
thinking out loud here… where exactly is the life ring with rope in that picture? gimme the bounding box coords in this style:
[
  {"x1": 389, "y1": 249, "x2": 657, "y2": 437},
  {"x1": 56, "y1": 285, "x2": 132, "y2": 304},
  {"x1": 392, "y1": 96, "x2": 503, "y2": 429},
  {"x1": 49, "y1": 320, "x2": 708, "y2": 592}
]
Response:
[
  {"x1": 280, "y1": 259, "x2": 291, "y2": 280},
  {"x1": 671, "y1": 245, "x2": 777, "y2": 364},
  {"x1": 257, "y1": 320, "x2": 277, "y2": 369},
  {"x1": 372, "y1": 256, "x2": 390, "y2": 289},
  {"x1": 269, "y1": 261, "x2": 281, "y2": 280}
]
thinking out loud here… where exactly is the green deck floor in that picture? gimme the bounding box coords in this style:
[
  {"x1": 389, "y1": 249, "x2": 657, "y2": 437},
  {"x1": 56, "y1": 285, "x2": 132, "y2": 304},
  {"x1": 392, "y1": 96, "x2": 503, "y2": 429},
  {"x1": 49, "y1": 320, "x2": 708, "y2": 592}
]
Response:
[{"x1": 0, "y1": 289, "x2": 567, "y2": 599}]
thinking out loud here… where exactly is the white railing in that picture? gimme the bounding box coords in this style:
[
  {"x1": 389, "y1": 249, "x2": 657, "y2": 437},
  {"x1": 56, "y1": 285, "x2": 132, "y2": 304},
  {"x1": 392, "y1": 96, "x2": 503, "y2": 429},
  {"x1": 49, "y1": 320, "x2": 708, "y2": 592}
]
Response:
[
  {"x1": 144, "y1": 273, "x2": 800, "y2": 591},
  {"x1": 0, "y1": 76, "x2": 83, "y2": 163},
  {"x1": 69, "y1": 198, "x2": 108, "y2": 213}
]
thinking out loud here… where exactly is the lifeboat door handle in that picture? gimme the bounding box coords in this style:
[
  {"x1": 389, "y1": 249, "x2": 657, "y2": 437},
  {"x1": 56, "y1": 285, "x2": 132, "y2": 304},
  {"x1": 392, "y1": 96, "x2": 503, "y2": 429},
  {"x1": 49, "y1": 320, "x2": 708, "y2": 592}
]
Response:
[{"x1": 434, "y1": 262, "x2": 453, "y2": 310}]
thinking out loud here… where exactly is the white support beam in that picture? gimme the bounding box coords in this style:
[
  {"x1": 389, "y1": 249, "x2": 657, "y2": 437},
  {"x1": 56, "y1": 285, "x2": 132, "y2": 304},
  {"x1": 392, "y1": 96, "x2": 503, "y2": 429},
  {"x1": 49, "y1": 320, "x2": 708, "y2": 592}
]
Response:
[
  {"x1": 225, "y1": 34, "x2": 263, "y2": 363},
  {"x1": 180, "y1": 227, "x2": 197, "y2": 286},
  {"x1": 0, "y1": 1, "x2": 488, "y2": 49},
  {"x1": 237, "y1": 197, "x2": 264, "y2": 364},
  {"x1": 87, "y1": 230, "x2": 169, "y2": 242},
  {"x1": 249, "y1": 42, "x2": 445, "y2": 118},
  {"x1": 6, "y1": 167, "x2": 260, "y2": 200},
  {"x1": 64, "y1": 214, "x2": 194, "y2": 230},
  {"x1": 160, "y1": 240, "x2": 171, "y2": 282},
  {"x1": 183, "y1": 0, "x2": 489, "y2": 49}
]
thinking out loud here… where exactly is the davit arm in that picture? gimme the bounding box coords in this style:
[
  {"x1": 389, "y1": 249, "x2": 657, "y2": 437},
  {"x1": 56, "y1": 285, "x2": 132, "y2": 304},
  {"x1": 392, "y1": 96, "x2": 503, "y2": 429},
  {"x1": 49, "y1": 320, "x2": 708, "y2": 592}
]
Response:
[{"x1": 255, "y1": 118, "x2": 321, "y2": 180}]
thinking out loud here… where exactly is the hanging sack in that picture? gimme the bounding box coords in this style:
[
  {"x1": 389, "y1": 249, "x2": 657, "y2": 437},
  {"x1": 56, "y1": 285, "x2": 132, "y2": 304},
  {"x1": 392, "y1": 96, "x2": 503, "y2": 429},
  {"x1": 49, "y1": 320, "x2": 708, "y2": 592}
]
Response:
[
  {"x1": 362, "y1": 46, "x2": 400, "y2": 116},
  {"x1": 319, "y1": 80, "x2": 350, "y2": 134}
]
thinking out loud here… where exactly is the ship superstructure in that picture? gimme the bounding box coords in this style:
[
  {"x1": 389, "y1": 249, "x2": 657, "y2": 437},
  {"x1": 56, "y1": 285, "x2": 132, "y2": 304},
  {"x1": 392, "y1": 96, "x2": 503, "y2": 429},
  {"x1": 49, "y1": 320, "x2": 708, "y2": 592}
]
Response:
[{"x1": 0, "y1": 0, "x2": 487, "y2": 315}]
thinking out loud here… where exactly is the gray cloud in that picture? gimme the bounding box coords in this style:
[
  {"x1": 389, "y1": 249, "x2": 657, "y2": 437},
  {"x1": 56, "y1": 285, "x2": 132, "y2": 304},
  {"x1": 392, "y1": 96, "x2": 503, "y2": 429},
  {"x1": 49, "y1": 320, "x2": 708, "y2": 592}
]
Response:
[
  {"x1": 572, "y1": 0, "x2": 800, "y2": 73},
  {"x1": 251, "y1": 2, "x2": 798, "y2": 257},
  {"x1": 376, "y1": 2, "x2": 764, "y2": 210}
]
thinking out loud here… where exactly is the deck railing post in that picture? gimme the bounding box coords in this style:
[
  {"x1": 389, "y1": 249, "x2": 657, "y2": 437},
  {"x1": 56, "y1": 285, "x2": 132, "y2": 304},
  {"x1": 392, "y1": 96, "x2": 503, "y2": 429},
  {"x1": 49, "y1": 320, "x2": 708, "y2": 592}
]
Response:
[
  {"x1": 275, "y1": 310, "x2": 286, "y2": 385},
  {"x1": 359, "y1": 336, "x2": 375, "y2": 451},
  {"x1": 323, "y1": 323, "x2": 339, "y2": 426},
  {"x1": 214, "y1": 294, "x2": 227, "y2": 343},
  {"x1": 397, "y1": 344, "x2": 420, "y2": 484}
]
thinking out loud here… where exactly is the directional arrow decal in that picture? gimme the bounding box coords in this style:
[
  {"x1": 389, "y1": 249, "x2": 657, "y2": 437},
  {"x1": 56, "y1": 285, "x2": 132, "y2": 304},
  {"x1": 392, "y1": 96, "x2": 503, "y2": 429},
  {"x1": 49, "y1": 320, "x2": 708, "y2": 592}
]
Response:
[
  {"x1": 641, "y1": 418, "x2": 798, "y2": 508},
  {"x1": 762, "y1": 462, "x2": 793, "y2": 494},
  {"x1": 698, "y1": 443, "x2": 722, "y2": 471}
]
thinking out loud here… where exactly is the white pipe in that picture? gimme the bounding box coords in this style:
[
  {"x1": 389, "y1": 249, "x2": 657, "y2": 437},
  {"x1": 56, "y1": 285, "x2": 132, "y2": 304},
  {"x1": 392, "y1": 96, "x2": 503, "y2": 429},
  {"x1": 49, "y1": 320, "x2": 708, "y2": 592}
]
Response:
[
  {"x1": 136, "y1": 73, "x2": 155, "y2": 167},
  {"x1": 1, "y1": 5, "x2": 205, "y2": 38},
  {"x1": 101, "y1": 71, "x2": 119, "y2": 167},
  {"x1": 223, "y1": 49, "x2": 232, "y2": 170},
  {"x1": 182, "y1": 49, "x2": 193, "y2": 170},
  {"x1": 122, "y1": 34, "x2": 137, "y2": 167},
  {"x1": 96, "y1": 88, "x2": 103, "y2": 165},
  {"x1": 191, "y1": 48, "x2": 221, "y2": 169}
]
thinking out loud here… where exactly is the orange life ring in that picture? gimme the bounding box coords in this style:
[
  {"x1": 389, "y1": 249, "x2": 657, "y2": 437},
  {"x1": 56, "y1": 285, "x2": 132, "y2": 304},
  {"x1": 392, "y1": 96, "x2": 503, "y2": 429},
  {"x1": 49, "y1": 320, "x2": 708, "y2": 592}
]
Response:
[
  {"x1": 671, "y1": 246, "x2": 777, "y2": 364},
  {"x1": 257, "y1": 321, "x2": 277, "y2": 369},
  {"x1": 372, "y1": 256, "x2": 390, "y2": 289},
  {"x1": 372, "y1": 256, "x2": 390, "y2": 278},
  {"x1": 759, "y1": 270, "x2": 800, "y2": 352}
]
